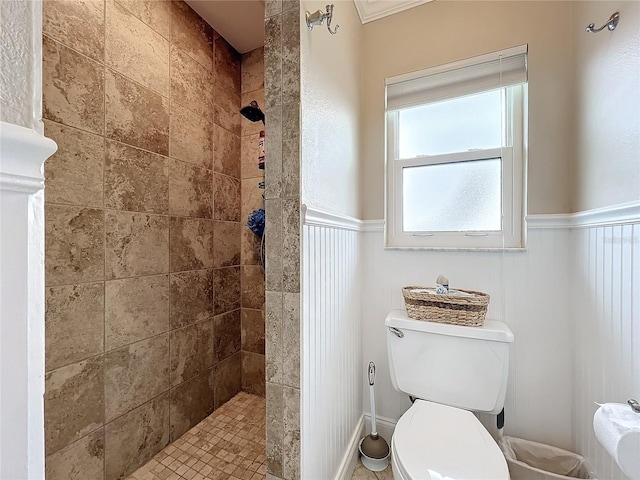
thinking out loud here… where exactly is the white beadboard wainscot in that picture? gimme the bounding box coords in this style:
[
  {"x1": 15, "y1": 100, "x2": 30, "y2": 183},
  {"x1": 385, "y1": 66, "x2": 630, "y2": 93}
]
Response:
[
  {"x1": 361, "y1": 223, "x2": 575, "y2": 448},
  {"x1": 572, "y1": 220, "x2": 640, "y2": 480},
  {"x1": 301, "y1": 209, "x2": 363, "y2": 480}
]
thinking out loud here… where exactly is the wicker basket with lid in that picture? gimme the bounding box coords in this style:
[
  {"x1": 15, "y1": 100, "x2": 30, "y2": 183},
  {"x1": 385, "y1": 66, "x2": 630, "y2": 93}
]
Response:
[{"x1": 402, "y1": 286, "x2": 489, "y2": 327}]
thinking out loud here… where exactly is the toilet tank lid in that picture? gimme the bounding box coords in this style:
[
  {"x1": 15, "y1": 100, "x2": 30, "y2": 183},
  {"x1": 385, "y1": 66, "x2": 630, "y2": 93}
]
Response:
[{"x1": 386, "y1": 309, "x2": 514, "y2": 343}]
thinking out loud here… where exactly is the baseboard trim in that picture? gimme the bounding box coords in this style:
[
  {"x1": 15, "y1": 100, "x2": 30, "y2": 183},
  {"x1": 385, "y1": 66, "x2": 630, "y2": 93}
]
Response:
[
  {"x1": 363, "y1": 414, "x2": 397, "y2": 445},
  {"x1": 335, "y1": 416, "x2": 365, "y2": 480}
]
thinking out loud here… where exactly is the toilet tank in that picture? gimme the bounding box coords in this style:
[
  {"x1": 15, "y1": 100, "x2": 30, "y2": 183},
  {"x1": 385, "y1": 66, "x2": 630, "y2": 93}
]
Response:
[{"x1": 386, "y1": 309, "x2": 514, "y2": 414}]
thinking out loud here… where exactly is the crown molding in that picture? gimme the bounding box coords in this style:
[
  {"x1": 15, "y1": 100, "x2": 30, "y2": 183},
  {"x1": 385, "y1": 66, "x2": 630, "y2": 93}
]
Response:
[
  {"x1": 0, "y1": 122, "x2": 57, "y2": 193},
  {"x1": 353, "y1": 0, "x2": 434, "y2": 24}
]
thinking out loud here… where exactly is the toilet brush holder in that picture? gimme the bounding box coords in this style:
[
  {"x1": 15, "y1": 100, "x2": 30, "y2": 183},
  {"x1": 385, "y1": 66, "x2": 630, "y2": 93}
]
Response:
[{"x1": 359, "y1": 362, "x2": 390, "y2": 471}]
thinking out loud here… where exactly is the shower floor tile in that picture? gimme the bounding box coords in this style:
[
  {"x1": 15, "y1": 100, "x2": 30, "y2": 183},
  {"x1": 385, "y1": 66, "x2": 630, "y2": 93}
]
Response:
[{"x1": 127, "y1": 392, "x2": 266, "y2": 480}]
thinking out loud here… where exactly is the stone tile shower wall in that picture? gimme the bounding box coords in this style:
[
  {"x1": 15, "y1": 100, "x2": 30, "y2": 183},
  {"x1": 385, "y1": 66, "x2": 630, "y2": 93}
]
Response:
[
  {"x1": 42, "y1": 1, "x2": 243, "y2": 478},
  {"x1": 264, "y1": 1, "x2": 302, "y2": 478},
  {"x1": 240, "y1": 47, "x2": 267, "y2": 397}
]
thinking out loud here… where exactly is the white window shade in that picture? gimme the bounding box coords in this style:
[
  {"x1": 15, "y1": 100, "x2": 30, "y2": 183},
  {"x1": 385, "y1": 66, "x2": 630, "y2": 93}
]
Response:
[{"x1": 386, "y1": 45, "x2": 527, "y2": 111}]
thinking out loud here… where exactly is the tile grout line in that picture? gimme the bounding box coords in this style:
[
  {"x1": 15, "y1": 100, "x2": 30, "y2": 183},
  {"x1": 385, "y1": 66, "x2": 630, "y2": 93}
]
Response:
[{"x1": 102, "y1": 2, "x2": 107, "y2": 479}]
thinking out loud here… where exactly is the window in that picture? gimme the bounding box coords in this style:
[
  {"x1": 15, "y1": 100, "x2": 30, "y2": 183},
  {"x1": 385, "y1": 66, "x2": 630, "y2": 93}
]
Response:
[{"x1": 385, "y1": 46, "x2": 528, "y2": 249}]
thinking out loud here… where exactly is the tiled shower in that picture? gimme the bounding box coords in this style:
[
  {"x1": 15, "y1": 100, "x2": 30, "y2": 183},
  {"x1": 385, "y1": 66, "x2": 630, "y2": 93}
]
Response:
[{"x1": 41, "y1": 1, "x2": 265, "y2": 478}]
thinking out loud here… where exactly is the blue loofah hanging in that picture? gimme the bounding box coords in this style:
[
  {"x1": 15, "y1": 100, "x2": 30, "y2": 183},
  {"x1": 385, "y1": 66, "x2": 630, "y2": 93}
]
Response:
[{"x1": 246, "y1": 208, "x2": 265, "y2": 238}]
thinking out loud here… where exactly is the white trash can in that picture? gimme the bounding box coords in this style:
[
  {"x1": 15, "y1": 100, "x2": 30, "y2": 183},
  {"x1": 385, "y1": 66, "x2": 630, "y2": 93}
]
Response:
[{"x1": 499, "y1": 436, "x2": 597, "y2": 480}]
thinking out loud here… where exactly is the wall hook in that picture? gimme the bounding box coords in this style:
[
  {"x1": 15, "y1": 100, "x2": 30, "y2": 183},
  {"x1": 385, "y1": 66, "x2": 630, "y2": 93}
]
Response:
[
  {"x1": 586, "y1": 11, "x2": 620, "y2": 33},
  {"x1": 305, "y1": 4, "x2": 339, "y2": 35}
]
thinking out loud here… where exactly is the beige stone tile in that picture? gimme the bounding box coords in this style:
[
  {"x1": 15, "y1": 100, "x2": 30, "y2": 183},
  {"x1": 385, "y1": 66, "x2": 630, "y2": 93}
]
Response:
[
  {"x1": 242, "y1": 266, "x2": 265, "y2": 310},
  {"x1": 105, "y1": 69, "x2": 170, "y2": 155},
  {"x1": 281, "y1": 9, "x2": 300, "y2": 105},
  {"x1": 214, "y1": 221, "x2": 241, "y2": 268},
  {"x1": 169, "y1": 217, "x2": 215, "y2": 272},
  {"x1": 170, "y1": 1, "x2": 213, "y2": 71},
  {"x1": 45, "y1": 356, "x2": 104, "y2": 455},
  {"x1": 264, "y1": 199, "x2": 282, "y2": 291},
  {"x1": 115, "y1": 0, "x2": 171, "y2": 38},
  {"x1": 43, "y1": 36, "x2": 104, "y2": 135},
  {"x1": 242, "y1": 308, "x2": 265, "y2": 355},
  {"x1": 45, "y1": 204, "x2": 104, "y2": 286},
  {"x1": 214, "y1": 78, "x2": 241, "y2": 137},
  {"x1": 351, "y1": 460, "x2": 379, "y2": 480},
  {"x1": 214, "y1": 174, "x2": 241, "y2": 222},
  {"x1": 105, "y1": 274, "x2": 170, "y2": 350},
  {"x1": 213, "y1": 309, "x2": 241, "y2": 363},
  {"x1": 44, "y1": 120, "x2": 104, "y2": 207},
  {"x1": 105, "y1": 393, "x2": 170, "y2": 480},
  {"x1": 170, "y1": 269, "x2": 213, "y2": 329},
  {"x1": 170, "y1": 103, "x2": 213, "y2": 169},
  {"x1": 241, "y1": 227, "x2": 262, "y2": 267},
  {"x1": 264, "y1": 15, "x2": 281, "y2": 109},
  {"x1": 264, "y1": 105, "x2": 282, "y2": 200},
  {"x1": 265, "y1": 291, "x2": 282, "y2": 384},
  {"x1": 170, "y1": 320, "x2": 214, "y2": 387},
  {"x1": 105, "y1": 210, "x2": 169, "y2": 279},
  {"x1": 104, "y1": 333, "x2": 170, "y2": 421},
  {"x1": 241, "y1": 134, "x2": 264, "y2": 180},
  {"x1": 282, "y1": 386, "x2": 299, "y2": 479},
  {"x1": 241, "y1": 180, "x2": 265, "y2": 227},
  {"x1": 282, "y1": 293, "x2": 299, "y2": 388},
  {"x1": 213, "y1": 266, "x2": 241, "y2": 315},
  {"x1": 242, "y1": 352, "x2": 265, "y2": 397},
  {"x1": 46, "y1": 282, "x2": 104, "y2": 371},
  {"x1": 43, "y1": 0, "x2": 105, "y2": 63},
  {"x1": 46, "y1": 428, "x2": 104, "y2": 480},
  {"x1": 106, "y1": 0, "x2": 170, "y2": 97},
  {"x1": 372, "y1": 462, "x2": 394, "y2": 480},
  {"x1": 170, "y1": 368, "x2": 215, "y2": 439},
  {"x1": 242, "y1": 47, "x2": 264, "y2": 95},
  {"x1": 170, "y1": 45, "x2": 214, "y2": 119},
  {"x1": 169, "y1": 159, "x2": 213, "y2": 218},
  {"x1": 241, "y1": 89, "x2": 265, "y2": 137},
  {"x1": 105, "y1": 140, "x2": 169, "y2": 214},
  {"x1": 281, "y1": 102, "x2": 300, "y2": 198},
  {"x1": 213, "y1": 353, "x2": 242, "y2": 409},
  {"x1": 282, "y1": 200, "x2": 300, "y2": 293},
  {"x1": 265, "y1": 382, "x2": 283, "y2": 477},
  {"x1": 215, "y1": 35, "x2": 241, "y2": 93},
  {"x1": 213, "y1": 125, "x2": 241, "y2": 178},
  {"x1": 264, "y1": 0, "x2": 282, "y2": 18},
  {"x1": 282, "y1": 0, "x2": 299, "y2": 13}
]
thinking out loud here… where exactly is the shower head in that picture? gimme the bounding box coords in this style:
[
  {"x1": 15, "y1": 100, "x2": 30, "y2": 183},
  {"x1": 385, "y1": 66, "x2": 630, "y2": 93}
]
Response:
[{"x1": 240, "y1": 100, "x2": 265, "y2": 124}]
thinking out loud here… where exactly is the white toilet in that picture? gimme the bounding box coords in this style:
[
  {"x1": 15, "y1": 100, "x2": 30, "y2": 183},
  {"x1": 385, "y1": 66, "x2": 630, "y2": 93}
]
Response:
[{"x1": 385, "y1": 309, "x2": 515, "y2": 480}]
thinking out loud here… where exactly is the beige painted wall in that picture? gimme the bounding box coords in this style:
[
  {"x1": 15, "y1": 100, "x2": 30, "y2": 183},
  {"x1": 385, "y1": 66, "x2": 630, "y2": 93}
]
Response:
[
  {"x1": 301, "y1": 0, "x2": 363, "y2": 218},
  {"x1": 572, "y1": 1, "x2": 640, "y2": 212},
  {"x1": 360, "y1": 1, "x2": 574, "y2": 219},
  {"x1": 0, "y1": 0, "x2": 43, "y2": 132}
]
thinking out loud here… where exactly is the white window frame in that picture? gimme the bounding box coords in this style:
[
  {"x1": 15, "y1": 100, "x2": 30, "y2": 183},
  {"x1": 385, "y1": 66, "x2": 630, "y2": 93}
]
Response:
[{"x1": 385, "y1": 54, "x2": 527, "y2": 250}]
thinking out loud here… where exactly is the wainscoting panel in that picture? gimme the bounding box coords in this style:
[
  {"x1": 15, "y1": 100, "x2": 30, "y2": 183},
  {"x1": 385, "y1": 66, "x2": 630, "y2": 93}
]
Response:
[
  {"x1": 301, "y1": 223, "x2": 362, "y2": 479},
  {"x1": 572, "y1": 222, "x2": 640, "y2": 480},
  {"x1": 360, "y1": 226, "x2": 575, "y2": 449}
]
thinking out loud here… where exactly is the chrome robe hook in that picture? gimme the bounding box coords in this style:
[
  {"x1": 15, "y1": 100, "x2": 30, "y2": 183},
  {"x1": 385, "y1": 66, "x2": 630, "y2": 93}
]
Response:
[
  {"x1": 305, "y1": 4, "x2": 339, "y2": 35},
  {"x1": 586, "y1": 11, "x2": 620, "y2": 33}
]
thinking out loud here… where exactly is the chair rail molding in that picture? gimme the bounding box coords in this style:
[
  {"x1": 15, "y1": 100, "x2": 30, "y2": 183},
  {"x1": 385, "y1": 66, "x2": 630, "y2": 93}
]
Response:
[
  {"x1": 0, "y1": 122, "x2": 56, "y2": 191},
  {"x1": 0, "y1": 120, "x2": 57, "y2": 480}
]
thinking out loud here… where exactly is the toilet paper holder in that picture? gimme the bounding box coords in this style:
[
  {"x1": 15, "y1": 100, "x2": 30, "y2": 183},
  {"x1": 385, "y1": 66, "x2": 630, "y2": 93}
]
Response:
[{"x1": 628, "y1": 399, "x2": 640, "y2": 413}]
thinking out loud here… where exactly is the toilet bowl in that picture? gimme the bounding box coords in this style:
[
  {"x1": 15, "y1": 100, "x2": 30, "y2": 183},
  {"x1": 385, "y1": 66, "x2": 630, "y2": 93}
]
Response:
[
  {"x1": 390, "y1": 400, "x2": 509, "y2": 480},
  {"x1": 385, "y1": 309, "x2": 515, "y2": 480}
]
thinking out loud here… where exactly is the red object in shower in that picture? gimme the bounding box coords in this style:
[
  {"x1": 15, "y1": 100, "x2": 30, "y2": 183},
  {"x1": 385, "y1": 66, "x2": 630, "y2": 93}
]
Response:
[{"x1": 258, "y1": 130, "x2": 265, "y2": 170}]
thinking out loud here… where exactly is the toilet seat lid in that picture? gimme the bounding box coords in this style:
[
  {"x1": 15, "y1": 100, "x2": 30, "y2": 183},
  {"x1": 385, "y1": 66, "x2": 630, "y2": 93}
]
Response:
[{"x1": 392, "y1": 400, "x2": 509, "y2": 480}]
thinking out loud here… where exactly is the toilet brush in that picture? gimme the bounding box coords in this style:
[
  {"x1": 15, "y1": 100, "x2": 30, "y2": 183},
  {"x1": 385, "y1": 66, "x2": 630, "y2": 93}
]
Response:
[{"x1": 359, "y1": 362, "x2": 390, "y2": 471}]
